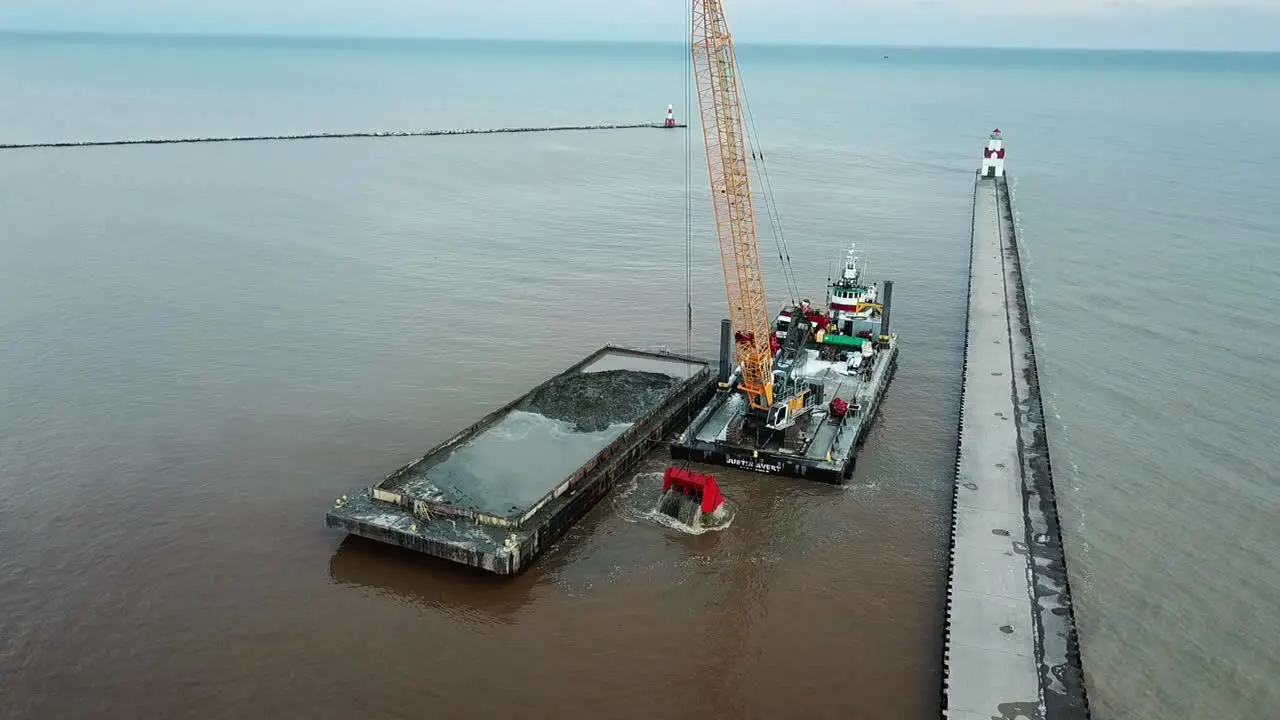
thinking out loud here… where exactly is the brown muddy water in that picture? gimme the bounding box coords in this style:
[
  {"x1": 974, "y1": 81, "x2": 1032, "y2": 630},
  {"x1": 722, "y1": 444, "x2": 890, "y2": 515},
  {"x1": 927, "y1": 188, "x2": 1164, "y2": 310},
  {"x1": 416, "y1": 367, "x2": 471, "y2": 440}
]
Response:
[{"x1": 0, "y1": 133, "x2": 968, "y2": 719}]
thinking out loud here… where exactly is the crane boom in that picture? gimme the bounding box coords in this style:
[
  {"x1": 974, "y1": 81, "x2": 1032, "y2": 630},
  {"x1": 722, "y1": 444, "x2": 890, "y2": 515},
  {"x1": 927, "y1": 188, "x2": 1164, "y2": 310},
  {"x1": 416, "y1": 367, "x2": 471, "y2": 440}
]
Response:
[{"x1": 690, "y1": 0, "x2": 774, "y2": 412}]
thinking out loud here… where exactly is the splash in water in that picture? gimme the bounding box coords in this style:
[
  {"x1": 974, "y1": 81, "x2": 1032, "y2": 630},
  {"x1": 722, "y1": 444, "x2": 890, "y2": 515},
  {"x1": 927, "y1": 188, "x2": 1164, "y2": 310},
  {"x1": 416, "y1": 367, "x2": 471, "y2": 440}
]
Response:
[
  {"x1": 654, "y1": 490, "x2": 733, "y2": 533},
  {"x1": 611, "y1": 471, "x2": 734, "y2": 535}
]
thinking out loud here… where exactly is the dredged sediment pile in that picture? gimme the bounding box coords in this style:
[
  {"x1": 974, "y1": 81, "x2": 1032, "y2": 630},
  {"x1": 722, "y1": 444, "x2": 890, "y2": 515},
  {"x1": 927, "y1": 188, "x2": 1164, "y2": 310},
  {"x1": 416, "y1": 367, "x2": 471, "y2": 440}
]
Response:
[{"x1": 518, "y1": 369, "x2": 680, "y2": 433}]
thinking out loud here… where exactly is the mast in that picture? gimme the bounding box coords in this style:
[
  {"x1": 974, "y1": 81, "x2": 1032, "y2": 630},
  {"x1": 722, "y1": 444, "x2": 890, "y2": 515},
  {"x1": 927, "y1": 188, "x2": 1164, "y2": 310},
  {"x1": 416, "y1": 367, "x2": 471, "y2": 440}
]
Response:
[{"x1": 690, "y1": 0, "x2": 774, "y2": 411}]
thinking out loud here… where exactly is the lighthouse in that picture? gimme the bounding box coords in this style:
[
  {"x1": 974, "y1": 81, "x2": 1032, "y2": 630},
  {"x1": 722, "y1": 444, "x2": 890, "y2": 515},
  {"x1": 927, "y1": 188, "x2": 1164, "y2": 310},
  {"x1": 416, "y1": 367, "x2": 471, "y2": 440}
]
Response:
[
  {"x1": 664, "y1": 104, "x2": 676, "y2": 128},
  {"x1": 981, "y1": 128, "x2": 1006, "y2": 178}
]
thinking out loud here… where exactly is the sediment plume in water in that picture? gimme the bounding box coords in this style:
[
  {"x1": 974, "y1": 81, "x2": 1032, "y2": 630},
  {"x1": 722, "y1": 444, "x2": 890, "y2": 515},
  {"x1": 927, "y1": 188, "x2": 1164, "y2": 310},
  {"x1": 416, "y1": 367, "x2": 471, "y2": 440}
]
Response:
[{"x1": 518, "y1": 369, "x2": 679, "y2": 433}]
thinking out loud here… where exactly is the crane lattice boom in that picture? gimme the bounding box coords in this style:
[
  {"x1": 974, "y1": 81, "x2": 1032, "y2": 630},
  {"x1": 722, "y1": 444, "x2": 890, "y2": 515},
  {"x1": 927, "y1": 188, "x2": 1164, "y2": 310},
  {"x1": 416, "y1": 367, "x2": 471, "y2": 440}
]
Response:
[{"x1": 691, "y1": 0, "x2": 774, "y2": 411}]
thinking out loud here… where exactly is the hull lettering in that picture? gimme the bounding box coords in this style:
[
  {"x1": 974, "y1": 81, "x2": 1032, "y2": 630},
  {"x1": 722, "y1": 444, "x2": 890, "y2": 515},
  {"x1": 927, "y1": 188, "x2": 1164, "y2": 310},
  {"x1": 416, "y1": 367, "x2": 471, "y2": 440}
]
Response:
[{"x1": 724, "y1": 455, "x2": 785, "y2": 473}]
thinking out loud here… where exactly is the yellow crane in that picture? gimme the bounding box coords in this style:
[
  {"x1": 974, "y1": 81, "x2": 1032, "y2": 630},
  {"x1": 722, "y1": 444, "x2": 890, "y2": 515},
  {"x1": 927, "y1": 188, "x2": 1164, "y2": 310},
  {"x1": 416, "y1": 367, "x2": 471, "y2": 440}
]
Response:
[{"x1": 690, "y1": 0, "x2": 813, "y2": 433}]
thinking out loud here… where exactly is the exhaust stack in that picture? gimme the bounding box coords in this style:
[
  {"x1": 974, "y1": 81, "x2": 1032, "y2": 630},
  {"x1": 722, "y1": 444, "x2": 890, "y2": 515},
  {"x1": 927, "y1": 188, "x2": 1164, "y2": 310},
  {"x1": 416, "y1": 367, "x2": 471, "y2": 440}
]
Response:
[
  {"x1": 718, "y1": 318, "x2": 732, "y2": 385},
  {"x1": 880, "y1": 280, "x2": 894, "y2": 337}
]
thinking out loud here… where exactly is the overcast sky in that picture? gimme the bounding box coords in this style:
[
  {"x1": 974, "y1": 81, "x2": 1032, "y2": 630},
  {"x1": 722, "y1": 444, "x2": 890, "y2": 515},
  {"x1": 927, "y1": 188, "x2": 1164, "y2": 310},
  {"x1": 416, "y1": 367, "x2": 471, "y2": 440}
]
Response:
[{"x1": 3, "y1": 1, "x2": 1279, "y2": 51}]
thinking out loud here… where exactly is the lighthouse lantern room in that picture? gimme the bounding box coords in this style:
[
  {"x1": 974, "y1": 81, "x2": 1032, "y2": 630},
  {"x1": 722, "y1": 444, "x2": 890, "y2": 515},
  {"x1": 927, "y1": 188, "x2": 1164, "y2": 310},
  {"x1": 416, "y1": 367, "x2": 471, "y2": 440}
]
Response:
[{"x1": 981, "y1": 128, "x2": 1006, "y2": 178}]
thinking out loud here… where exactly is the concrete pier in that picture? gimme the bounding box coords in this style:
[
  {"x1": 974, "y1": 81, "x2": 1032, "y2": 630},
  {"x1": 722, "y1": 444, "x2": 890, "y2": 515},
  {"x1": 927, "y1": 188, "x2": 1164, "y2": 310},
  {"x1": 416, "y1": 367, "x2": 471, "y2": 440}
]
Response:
[
  {"x1": 0, "y1": 122, "x2": 686, "y2": 151},
  {"x1": 942, "y1": 173, "x2": 1091, "y2": 719}
]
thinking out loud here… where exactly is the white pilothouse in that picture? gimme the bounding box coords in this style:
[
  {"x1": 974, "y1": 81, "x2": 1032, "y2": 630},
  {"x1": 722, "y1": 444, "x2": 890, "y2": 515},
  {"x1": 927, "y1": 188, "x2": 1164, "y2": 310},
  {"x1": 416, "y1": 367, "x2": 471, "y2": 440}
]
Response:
[
  {"x1": 773, "y1": 242, "x2": 883, "y2": 345},
  {"x1": 825, "y1": 242, "x2": 880, "y2": 336}
]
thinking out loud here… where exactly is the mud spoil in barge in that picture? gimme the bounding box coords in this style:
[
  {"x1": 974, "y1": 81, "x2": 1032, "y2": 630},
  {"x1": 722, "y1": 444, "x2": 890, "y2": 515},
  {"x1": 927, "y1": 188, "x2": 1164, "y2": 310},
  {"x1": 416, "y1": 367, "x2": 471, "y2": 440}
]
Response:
[
  {"x1": 384, "y1": 369, "x2": 682, "y2": 521},
  {"x1": 518, "y1": 369, "x2": 679, "y2": 433}
]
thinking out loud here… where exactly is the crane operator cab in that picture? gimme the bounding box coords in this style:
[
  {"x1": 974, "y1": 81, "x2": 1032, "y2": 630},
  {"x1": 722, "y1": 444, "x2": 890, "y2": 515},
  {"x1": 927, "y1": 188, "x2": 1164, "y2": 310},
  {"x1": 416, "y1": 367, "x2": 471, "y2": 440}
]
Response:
[
  {"x1": 767, "y1": 402, "x2": 789, "y2": 430},
  {"x1": 759, "y1": 311, "x2": 822, "y2": 432}
]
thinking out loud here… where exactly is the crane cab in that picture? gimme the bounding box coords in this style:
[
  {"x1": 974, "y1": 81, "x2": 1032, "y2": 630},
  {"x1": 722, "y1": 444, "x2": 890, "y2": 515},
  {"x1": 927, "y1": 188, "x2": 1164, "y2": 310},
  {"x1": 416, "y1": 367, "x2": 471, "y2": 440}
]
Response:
[
  {"x1": 766, "y1": 386, "x2": 817, "y2": 428},
  {"x1": 767, "y1": 401, "x2": 793, "y2": 430}
]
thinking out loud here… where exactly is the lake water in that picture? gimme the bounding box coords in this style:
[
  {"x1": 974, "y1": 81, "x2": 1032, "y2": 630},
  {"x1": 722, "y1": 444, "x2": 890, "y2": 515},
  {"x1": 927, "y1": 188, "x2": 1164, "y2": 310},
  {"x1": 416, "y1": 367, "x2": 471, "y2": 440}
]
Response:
[{"x1": 1, "y1": 33, "x2": 1277, "y2": 719}]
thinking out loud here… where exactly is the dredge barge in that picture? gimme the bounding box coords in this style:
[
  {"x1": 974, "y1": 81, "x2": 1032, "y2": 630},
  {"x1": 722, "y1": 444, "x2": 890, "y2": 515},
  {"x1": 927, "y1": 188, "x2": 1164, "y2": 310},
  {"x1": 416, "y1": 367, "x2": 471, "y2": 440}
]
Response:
[
  {"x1": 656, "y1": 0, "x2": 900, "y2": 491},
  {"x1": 670, "y1": 243, "x2": 898, "y2": 483}
]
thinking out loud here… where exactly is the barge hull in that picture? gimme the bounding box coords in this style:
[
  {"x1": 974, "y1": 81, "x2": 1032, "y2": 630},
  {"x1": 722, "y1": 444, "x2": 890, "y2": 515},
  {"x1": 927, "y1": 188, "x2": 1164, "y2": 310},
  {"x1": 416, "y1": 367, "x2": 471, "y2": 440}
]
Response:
[{"x1": 326, "y1": 345, "x2": 716, "y2": 575}]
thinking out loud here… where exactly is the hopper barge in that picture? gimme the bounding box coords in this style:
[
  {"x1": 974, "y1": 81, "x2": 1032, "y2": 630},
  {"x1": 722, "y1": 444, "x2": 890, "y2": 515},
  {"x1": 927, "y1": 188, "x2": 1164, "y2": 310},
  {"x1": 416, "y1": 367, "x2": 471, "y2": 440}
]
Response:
[{"x1": 326, "y1": 346, "x2": 715, "y2": 574}]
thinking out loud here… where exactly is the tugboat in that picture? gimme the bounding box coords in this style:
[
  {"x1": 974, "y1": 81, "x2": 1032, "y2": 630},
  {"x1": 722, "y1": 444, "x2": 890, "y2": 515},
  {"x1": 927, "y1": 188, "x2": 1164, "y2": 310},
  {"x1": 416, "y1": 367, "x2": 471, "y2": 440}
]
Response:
[{"x1": 772, "y1": 242, "x2": 885, "y2": 359}]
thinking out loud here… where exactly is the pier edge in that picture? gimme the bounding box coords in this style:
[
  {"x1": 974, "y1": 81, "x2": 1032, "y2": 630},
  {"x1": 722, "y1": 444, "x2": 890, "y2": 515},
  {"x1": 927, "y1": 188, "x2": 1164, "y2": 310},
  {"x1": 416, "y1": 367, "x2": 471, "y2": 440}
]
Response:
[{"x1": 998, "y1": 176, "x2": 1092, "y2": 719}]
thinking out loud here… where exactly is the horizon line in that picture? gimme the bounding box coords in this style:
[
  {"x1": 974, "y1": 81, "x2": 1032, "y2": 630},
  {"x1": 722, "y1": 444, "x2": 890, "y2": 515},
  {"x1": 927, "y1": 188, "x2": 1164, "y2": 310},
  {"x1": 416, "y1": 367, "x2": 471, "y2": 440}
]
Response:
[{"x1": 2, "y1": 28, "x2": 1277, "y2": 55}]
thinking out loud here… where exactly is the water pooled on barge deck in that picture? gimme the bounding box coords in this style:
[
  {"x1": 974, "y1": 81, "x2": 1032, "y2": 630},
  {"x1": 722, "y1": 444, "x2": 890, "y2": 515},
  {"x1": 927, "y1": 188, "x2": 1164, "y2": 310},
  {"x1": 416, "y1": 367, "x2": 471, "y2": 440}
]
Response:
[{"x1": 384, "y1": 368, "x2": 681, "y2": 520}]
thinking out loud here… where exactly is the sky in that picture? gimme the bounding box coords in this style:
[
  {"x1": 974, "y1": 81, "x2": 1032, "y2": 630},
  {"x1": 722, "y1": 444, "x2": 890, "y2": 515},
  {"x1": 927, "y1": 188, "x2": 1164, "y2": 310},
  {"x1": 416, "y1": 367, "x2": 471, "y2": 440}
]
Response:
[{"x1": 2, "y1": 0, "x2": 1279, "y2": 52}]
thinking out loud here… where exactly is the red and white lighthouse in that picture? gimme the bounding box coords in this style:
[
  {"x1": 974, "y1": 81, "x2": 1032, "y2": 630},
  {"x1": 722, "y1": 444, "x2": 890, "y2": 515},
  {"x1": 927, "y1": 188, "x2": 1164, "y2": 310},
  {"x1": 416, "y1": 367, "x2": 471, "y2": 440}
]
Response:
[
  {"x1": 981, "y1": 128, "x2": 1006, "y2": 178},
  {"x1": 665, "y1": 104, "x2": 676, "y2": 128}
]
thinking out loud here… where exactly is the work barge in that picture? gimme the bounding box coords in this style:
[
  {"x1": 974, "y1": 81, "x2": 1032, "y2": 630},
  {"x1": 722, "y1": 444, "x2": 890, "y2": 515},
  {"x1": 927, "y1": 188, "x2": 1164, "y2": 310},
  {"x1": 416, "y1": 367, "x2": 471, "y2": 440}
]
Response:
[
  {"x1": 326, "y1": 346, "x2": 715, "y2": 575},
  {"x1": 942, "y1": 130, "x2": 1091, "y2": 720},
  {"x1": 670, "y1": 274, "x2": 899, "y2": 483}
]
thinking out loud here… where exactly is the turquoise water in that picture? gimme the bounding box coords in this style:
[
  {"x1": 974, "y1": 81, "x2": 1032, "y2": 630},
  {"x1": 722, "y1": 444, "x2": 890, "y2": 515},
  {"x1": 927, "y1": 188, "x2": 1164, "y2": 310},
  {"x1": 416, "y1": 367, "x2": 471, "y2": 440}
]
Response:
[{"x1": 2, "y1": 32, "x2": 1278, "y2": 719}]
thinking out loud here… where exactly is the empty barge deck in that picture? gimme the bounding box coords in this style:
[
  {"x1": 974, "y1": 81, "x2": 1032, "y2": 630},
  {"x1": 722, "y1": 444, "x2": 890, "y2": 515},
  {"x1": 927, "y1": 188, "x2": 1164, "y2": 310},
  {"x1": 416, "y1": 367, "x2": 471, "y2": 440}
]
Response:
[{"x1": 326, "y1": 346, "x2": 716, "y2": 575}]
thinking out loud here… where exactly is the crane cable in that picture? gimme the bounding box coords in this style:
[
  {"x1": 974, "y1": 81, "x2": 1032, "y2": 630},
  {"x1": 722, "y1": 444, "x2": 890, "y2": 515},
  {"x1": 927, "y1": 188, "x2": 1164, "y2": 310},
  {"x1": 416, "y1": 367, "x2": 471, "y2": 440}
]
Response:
[
  {"x1": 680, "y1": 0, "x2": 695, "y2": 473},
  {"x1": 737, "y1": 60, "x2": 801, "y2": 308}
]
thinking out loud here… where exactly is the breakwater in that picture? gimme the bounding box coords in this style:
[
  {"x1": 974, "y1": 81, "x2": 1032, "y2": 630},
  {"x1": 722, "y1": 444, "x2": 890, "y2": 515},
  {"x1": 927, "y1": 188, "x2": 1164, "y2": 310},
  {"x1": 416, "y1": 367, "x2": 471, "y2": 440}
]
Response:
[
  {"x1": 0, "y1": 122, "x2": 685, "y2": 150},
  {"x1": 941, "y1": 163, "x2": 1091, "y2": 718}
]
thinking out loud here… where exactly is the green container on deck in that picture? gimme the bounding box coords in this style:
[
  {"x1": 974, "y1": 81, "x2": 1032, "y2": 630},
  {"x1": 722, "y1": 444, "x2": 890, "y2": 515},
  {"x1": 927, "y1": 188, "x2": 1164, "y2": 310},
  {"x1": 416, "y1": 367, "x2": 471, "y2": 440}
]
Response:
[{"x1": 820, "y1": 334, "x2": 866, "y2": 348}]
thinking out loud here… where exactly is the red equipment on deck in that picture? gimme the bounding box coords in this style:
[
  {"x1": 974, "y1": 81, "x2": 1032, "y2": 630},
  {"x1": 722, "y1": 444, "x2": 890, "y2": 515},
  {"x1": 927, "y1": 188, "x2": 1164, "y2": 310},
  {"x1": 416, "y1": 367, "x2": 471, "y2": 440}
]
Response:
[
  {"x1": 829, "y1": 396, "x2": 849, "y2": 419},
  {"x1": 804, "y1": 310, "x2": 828, "y2": 330},
  {"x1": 661, "y1": 466, "x2": 724, "y2": 514}
]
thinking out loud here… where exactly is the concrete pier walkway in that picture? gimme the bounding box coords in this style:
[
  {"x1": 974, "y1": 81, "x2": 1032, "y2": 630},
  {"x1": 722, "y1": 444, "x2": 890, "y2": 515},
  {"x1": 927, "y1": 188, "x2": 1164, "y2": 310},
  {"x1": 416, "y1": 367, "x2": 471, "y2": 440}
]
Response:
[
  {"x1": 942, "y1": 174, "x2": 1091, "y2": 720},
  {"x1": 0, "y1": 122, "x2": 685, "y2": 151}
]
